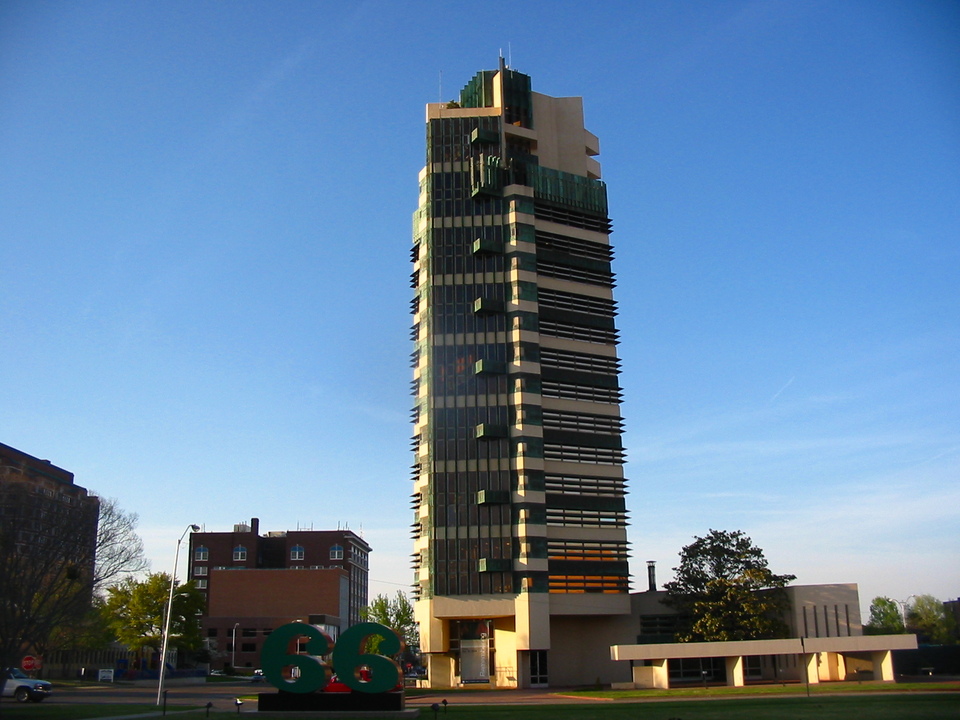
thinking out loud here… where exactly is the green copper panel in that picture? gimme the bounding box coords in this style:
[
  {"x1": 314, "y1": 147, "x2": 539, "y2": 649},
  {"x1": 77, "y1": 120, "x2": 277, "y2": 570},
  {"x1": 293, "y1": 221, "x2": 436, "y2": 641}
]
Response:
[{"x1": 528, "y1": 164, "x2": 608, "y2": 216}]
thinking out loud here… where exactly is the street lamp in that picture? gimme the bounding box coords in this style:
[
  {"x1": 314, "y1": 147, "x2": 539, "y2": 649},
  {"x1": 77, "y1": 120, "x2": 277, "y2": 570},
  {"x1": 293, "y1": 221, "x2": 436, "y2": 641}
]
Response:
[
  {"x1": 156, "y1": 524, "x2": 200, "y2": 705},
  {"x1": 897, "y1": 595, "x2": 917, "y2": 628},
  {"x1": 232, "y1": 622, "x2": 240, "y2": 669}
]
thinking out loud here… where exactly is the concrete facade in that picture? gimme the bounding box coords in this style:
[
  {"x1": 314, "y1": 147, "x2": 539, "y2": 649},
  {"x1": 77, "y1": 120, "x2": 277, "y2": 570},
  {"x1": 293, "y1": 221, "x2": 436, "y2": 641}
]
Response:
[
  {"x1": 411, "y1": 64, "x2": 630, "y2": 689},
  {"x1": 610, "y1": 584, "x2": 915, "y2": 688},
  {"x1": 784, "y1": 584, "x2": 863, "y2": 639},
  {"x1": 612, "y1": 634, "x2": 919, "y2": 688}
]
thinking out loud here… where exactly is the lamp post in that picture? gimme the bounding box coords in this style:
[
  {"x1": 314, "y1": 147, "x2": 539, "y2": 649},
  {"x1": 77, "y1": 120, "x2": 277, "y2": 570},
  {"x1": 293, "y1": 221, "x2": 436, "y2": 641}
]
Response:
[
  {"x1": 897, "y1": 595, "x2": 917, "y2": 629},
  {"x1": 232, "y1": 623, "x2": 239, "y2": 669},
  {"x1": 156, "y1": 524, "x2": 200, "y2": 705}
]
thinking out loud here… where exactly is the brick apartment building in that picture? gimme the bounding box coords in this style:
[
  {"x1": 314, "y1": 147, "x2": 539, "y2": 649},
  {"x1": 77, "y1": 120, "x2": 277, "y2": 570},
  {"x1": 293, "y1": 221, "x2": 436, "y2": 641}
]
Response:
[
  {"x1": 0, "y1": 442, "x2": 100, "y2": 662},
  {"x1": 187, "y1": 518, "x2": 370, "y2": 670}
]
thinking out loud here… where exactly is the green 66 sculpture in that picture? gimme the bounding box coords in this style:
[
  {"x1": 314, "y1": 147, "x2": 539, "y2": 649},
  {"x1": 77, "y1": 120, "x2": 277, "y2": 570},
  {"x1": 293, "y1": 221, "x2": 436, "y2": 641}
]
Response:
[{"x1": 260, "y1": 621, "x2": 404, "y2": 695}]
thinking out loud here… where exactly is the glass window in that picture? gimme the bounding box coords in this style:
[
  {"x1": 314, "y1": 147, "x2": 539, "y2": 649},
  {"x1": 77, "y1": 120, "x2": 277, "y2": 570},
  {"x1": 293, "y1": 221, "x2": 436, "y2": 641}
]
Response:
[
  {"x1": 290, "y1": 544, "x2": 305, "y2": 561},
  {"x1": 233, "y1": 545, "x2": 247, "y2": 561},
  {"x1": 329, "y1": 545, "x2": 343, "y2": 560},
  {"x1": 194, "y1": 546, "x2": 209, "y2": 562},
  {"x1": 195, "y1": 579, "x2": 207, "y2": 589},
  {"x1": 194, "y1": 566, "x2": 208, "y2": 576},
  {"x1": 530, "y1": 650, "x2": 548, "y2": 685}
]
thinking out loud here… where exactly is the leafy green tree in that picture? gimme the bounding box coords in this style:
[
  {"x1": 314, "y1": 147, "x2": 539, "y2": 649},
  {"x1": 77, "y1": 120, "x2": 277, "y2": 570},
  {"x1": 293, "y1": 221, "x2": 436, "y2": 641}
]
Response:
[
  {"x1": 47, "y1": 596, "x2": 116, "y2": 654},
  {"x1": 864, "y1": 596, "x2": 906, "y2": 635},
  {"x1": 360, "y1": 591, "x2": 418, "y2": 658},
  {"x1": 663, "y1": 529, "x2": 796, "y2": 642},
  {"x1": 906, "y1": 594, "x2": 957, "y2": 645},
  {"x1": 103, "y1": 573, "x2": 205, "y2": 665}
]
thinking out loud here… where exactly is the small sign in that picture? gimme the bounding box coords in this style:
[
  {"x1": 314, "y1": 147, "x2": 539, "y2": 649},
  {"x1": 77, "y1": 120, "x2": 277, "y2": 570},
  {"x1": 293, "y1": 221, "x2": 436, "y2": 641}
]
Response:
[
  {"x1": 21, "y1": 656, "x2": 38, "y2": 672},
  {"x1": 98, "y1": 668, "x2": 115, "y2": 683}
]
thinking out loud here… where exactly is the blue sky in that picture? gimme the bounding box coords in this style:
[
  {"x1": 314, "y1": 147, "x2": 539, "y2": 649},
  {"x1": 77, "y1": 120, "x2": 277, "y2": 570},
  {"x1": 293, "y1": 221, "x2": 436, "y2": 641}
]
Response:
[{"x1": 2, "y1": 1, "x2": 958, "y2": 614}]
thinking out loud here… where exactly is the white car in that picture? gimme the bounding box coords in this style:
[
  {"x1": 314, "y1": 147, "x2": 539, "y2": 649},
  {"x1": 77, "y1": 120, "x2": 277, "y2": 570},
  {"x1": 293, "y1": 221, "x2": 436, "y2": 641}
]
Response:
[{"x1": 2, "y1": 668, "x2": 52, "y2": 703}]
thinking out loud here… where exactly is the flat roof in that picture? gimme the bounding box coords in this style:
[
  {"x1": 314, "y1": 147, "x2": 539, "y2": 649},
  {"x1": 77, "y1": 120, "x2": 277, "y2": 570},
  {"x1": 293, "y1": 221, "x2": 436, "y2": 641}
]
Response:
[{"x1": 611, "y1": 634, "x2": 918, "y2": 662}]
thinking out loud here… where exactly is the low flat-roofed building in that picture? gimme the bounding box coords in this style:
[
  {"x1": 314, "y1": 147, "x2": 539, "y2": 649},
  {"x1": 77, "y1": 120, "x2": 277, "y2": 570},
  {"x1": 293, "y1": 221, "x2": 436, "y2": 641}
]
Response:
[
  {"x1": 612, "y1": 633, "x2": 918, "y2": 688},
  {"x1": 613, "y1": 583, "x2": 917, "y2": 688}
]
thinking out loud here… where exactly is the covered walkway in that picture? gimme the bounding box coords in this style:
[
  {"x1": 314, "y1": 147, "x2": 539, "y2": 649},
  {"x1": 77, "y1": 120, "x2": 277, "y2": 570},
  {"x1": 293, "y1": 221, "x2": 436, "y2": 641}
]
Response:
[{"x1": 610, "y1": 634, "x2": 918, "y2": 689}]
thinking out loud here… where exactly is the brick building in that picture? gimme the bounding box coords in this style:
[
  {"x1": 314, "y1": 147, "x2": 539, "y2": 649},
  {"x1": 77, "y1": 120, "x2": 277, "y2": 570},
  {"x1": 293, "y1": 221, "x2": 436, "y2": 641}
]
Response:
[
  {"x1": 0, "y1": 442, "x2": 100, "y2": 663},
  {"x1": 187, "y1": 519, "x2": 370, "y2": 670}
]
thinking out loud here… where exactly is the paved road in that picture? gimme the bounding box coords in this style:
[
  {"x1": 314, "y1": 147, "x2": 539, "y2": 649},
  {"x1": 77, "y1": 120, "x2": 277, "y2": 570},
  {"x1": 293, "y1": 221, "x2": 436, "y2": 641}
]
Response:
[{"x1": 45, "y1": 681, "x2": 595, "y2": 714}]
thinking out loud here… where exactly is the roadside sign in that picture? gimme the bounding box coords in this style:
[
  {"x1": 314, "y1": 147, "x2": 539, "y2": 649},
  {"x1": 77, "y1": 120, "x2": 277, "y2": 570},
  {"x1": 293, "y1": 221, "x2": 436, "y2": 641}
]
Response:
[{"x1": 21, "y1": 655, "x2": 38, "y2": 671}]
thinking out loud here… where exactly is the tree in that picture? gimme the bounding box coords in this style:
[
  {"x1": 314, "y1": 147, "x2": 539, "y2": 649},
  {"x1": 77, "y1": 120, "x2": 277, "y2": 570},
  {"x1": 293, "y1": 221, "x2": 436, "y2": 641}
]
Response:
[
  {"x1": 103, "y1": 573, "x2": 206, "y2": 666},
  {"x1": 663, "y1": 529, "x2": 796, "y2": 642},
  {"x1": 0, "y1": 478, "x2": 99, "y2": 676},
  {"x1": 864, "y1": 596, "x2": 906, "y2": 635},
  {"x1": 34, "y1": 496, "x2": 150, "y2": 659},
  {"x1": 360, "y1": 591, "x2": 418, "y2": 659},
  {"x1": 0, "y1": 482, "x2": 149, "y2": 671},
  {"x1": 906, "y1": 594, "x2": 957, "y2": 645},
  {"x1": 92, "y1": 496, "x2": 149, "y2": 593}
]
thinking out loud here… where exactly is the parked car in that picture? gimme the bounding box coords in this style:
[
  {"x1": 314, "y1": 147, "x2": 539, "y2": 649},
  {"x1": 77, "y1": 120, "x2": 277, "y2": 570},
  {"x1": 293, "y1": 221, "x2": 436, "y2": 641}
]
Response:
[{"x1": 2, "y1": 669, "x2": 52, "y2": 703}]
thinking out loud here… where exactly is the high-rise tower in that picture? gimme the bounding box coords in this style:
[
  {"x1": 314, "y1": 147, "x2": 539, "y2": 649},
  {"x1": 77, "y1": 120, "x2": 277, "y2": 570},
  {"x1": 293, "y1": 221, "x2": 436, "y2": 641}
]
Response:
[{"x1": 411, "y1": 65, "x2": 629, "y2": 688}]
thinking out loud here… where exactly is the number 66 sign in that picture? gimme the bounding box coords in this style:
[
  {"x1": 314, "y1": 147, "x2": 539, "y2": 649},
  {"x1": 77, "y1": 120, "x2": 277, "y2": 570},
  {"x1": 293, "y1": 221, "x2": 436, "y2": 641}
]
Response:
[{"x1": 260, "y1": 621, "x2": 403, "y2": 694}]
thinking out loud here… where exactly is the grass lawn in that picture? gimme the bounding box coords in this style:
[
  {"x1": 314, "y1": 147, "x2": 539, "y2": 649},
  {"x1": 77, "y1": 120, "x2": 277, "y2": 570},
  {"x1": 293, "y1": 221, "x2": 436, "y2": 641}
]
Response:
[
  {"x1": 0, "y1": 705, "x2": 206, "y2": 719},
  {"x1": 424, "y1": 695, "x2": 960, "y2": 719},
  {"x1": 562, "y1": 679, "x2": 960, "y2": 699},
  {"x1": 1, "y1": 693, "x2": 958, "y2": 720}
]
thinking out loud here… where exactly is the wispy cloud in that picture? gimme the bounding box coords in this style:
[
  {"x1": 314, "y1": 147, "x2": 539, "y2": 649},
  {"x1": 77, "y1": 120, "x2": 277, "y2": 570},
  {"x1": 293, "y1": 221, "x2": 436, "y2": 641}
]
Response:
[{"x1": 769, "y1": 375, "x2": 795, "y2": 403}]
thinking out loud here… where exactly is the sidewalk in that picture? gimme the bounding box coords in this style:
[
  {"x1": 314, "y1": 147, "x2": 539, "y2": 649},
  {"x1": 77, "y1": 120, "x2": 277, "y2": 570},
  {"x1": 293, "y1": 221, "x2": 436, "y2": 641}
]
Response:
[{"x1": 83, "y1": 711, "x2": 209, "y2": 720}]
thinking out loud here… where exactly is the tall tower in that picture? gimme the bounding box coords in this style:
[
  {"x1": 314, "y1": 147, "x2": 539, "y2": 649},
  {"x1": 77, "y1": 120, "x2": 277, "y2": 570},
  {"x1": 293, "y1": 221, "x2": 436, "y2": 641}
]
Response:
[{"x1": 411, "y1": 65, "x2": 629, "y2": 688}]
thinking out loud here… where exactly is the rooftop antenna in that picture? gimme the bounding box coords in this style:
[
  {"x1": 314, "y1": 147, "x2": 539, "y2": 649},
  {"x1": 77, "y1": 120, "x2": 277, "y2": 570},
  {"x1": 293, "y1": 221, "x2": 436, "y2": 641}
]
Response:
[
  {"x1": 439, "y1": 70, "x2": 442, "y2": 103},
  {"x1": 498, "y1": 54, "x2": 507, "y2": 163},
  {"x1": 508, "y1": 42, "x2": 512, "y2": 68}
]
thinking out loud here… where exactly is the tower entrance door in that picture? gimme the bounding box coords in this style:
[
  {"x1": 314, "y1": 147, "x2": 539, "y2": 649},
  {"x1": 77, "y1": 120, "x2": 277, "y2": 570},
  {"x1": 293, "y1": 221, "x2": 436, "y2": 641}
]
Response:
[{"x1": 530, "y1": 650, "x2": 548, "y2": 687}]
